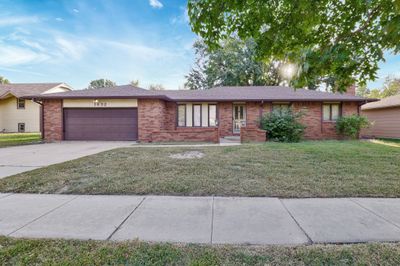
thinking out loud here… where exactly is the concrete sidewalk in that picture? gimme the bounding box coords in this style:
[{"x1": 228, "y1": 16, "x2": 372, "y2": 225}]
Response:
[{"x1": 1, "y1": 193, "x2": 400, "y2": 245}]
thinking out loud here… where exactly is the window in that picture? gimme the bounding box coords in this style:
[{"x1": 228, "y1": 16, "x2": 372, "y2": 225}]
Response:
[
  {"x1": 272, "y1": 103, "x2": 290, "y2": 112},
  {"x1": 192, "y1": 104, "x2": 202, "y2": 127},
  {"x1": 208, "y1": 104, "x2": 217, "y2": 126},
  {"x1": 323, "y1": 103, "x2": 340, "y2": 121},
  {"x1": 17, "y1": 98, "x2": 25, "y2": 109},
  {"x1": 18, "y1": 123, "x2": 25, "y2": 133},
  {"x1": 177, "y1": 104, "x2": 186, "y2": 127}
]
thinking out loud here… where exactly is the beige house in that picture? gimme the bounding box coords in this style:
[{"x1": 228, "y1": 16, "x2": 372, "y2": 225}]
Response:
[
  {"x1": 361, "y1": 94, "x2": 400, "y2": 139},
  {"x1": 0, "y1": 83, "x2": 72, "y2": 133}
]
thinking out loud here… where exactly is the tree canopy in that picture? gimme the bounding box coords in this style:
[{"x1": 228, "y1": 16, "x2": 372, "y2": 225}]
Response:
[
  {"x1": 87, "y1": 79, "x2": 116, "y2": 89},
  {"x1": 148, "y1": 84, "x2": 165, "y2": 90},
  {"x1": 188, "y1": 0, "x2": 400, "y2": 92},
  {"x1": 185, "y1": 38, "x2": 282, "y2": 90},
  {"x1": 357, "y1": 77, "x2": 400, "y2": 98},
  {"x1": 130, "y1": 80, "x2": 140, "y2": 87},
  {"x1": 0, "y1": 76, "x2": 10, "y2": 84}
]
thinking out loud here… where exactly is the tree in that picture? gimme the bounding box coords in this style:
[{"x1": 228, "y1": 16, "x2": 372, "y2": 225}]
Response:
[
  {"x1": 381, "y1": 77, "x2": 400, "y2": 98},
  {"x1": 356, "y1": 85, "x2": 371, "y2": 97},
  {"x1": 148, "y1": 84, "x2": 165, "y2": 90},
  {"x1": 87, "y1": 79, "x2": 116, "y2": 89},
  {"x1": 185, "y1": 38, "x2": 282, "y2": 90},
  {"x1": 357, "y1": 77, "x2": 400, "y2": 98},
  {"x1": 130, "y1": 80, "x2": 140, "y2": 87},
  {"x1": 0, "y1": 76, "x2": 10, "y2": 84},
  {"x1": 188, "y1": 0, "x2": 400, "y2": 92}
]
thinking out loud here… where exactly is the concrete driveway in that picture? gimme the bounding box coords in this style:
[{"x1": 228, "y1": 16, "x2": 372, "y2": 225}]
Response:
[{"x1": 0, "y1": 141, "x2": 135, "y2": 179}]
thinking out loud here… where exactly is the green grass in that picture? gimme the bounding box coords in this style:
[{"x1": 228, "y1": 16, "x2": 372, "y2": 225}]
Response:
[
  {"x1": 0, "y1": 133, "x2": 42, "y2": 148},
  {"x1": 1, "y1": 140, "x2": 399, "y2": 197},
  {"x1": 1, "y1": 237, "x2": 400, "y2": 265}
]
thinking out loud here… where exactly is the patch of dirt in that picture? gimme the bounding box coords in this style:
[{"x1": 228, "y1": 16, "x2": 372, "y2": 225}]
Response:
[{"x1": 169, "y1": 151, "x2": 205, "y2": 159}]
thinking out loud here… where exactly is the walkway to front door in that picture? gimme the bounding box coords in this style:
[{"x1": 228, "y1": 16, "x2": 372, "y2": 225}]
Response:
[{"x1": 233, "y1": 104, "x2": 246, "y2": 134}]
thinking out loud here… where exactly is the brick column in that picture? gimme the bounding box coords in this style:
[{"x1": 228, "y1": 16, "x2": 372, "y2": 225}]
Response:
[{"x1": 43, "y1": 99, "x2": 63, "y2": 142}]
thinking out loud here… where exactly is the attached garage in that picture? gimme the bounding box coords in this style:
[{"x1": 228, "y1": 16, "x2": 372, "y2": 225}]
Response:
[{"x1": 63, "y1": 108, "x2": 138, "y2": 141}]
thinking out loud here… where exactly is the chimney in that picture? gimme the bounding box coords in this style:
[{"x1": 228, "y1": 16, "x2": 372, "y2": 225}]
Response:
[{"x1": 346, "y1": 84, "x2": 356, "y2": 96}]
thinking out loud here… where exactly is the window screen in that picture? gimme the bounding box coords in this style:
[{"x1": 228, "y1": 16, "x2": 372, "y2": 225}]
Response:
[
  {"x1": 193, "y1": 105, "x2": 201, "y2": 127},
  {"x1": 178, "y1": 105, "x2": 186, "y2": 127},
  {"x1": 208, "y1": 104, "x2": 217, "y2": 126}
]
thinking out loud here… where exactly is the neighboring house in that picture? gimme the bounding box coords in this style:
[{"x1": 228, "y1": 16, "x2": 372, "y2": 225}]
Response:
[
  {"x1": 27, "y1": 85, "x2": 372, "y2": 143},
  {"x1": 361, "y1": 94, "x2": 400, "y2": 139},
  {"x1": 0, "y1": 83, "x2": 72, "y2": 133}
]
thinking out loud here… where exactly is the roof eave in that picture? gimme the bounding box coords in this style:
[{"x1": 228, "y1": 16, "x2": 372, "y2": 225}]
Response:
[{"x1": 22, "y1": 95, "x2": 171, "y2": 101}]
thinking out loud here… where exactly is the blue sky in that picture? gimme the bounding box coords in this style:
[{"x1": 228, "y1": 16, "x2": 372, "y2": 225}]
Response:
[{"x1": 0, "y1": 0, "x2": 398, "y2": 90}]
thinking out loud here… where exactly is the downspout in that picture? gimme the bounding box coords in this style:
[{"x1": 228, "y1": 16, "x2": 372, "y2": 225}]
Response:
[{"x1": 33, "y1": 98, "x2": 44, "y2": 140}]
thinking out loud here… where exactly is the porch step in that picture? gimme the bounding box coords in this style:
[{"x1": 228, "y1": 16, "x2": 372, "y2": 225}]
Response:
[{"x1": 220, "y1": 136, "x2": 241, "y2": 143}]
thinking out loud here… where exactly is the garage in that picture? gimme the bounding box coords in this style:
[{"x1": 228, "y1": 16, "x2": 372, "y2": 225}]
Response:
[{"x1": 63, "y1": 108, "x2": 138, "y2": 141}]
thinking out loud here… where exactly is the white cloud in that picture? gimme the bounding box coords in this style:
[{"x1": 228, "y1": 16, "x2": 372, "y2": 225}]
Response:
[
  {"x1": 55, "y1": 37, "x2": 86, "y2": 60},
  {"x1": 56, "y1": 17, "x2": 64, "y2": 22},
  {"x1": 149, "y1": 0, "x2": 163, "y2": 9},
  {"x1": 73, "y1": 8, "x2": 79, "y2": 13},
  {"x1": 0, "y1": 43, "x2": 49, "y2": 66},
  {"x1": 101, "y1": 40, "x2": 175, "y2": 60},
  {"x1": 0, "y1": 16, "x2": 39, "y2": 27},
  {"x1": 170, "y1": 6, "x2": 189, "y2": 25}
]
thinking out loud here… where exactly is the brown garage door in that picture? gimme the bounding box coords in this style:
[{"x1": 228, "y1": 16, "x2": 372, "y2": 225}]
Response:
[{"x1": 64, "y1": 108, "x2": 138, "y2": 141}]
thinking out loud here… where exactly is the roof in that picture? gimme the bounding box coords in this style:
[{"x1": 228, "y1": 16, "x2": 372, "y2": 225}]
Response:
[
  {"x1": 25, "y1": 84, "x2": 374, "y2": 102},
  {"x1": 361, "y1": 94, "x2": 400, "y2": 110},
  {"x1": 0, "y1": 83, "x2": 70, "y2": 99},
  {"x1": 24, "y1": 85, "x2": 168, "y2": 100}
]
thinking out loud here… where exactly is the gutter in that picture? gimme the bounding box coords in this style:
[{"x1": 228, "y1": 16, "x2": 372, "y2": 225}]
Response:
[{"x1": 32, "y1": 98, "x2": 44, "y2": 140}]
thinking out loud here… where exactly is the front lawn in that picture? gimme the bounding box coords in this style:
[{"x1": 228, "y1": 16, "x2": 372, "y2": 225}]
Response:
[
  {"x1": 1, "y1": 237, "x2": 400, "y2": 265},
  {"x1": 0, "y1": 133, "x2": 42, "y2": 148},
  {"x1": 1, "y1": 141, "x2": 399, "y2": 197}
]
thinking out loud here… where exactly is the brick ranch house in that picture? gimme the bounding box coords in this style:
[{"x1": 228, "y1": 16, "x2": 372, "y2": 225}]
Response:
[{"x1": 26, "y1": 85, "x2": 372, "y2": 143}]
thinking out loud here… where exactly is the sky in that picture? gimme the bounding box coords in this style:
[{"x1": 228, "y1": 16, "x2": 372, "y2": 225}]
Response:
[{"x1": 0, "y1": 0, "x2": 399, "y2": 91}]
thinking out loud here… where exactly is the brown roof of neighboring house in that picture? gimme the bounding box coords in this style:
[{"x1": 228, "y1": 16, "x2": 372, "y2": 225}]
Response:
[
  {"x1": 26, "y1": 84, "x2": 374, "y2": 102},
  {"x1": 361, "y1": 94, "x2": 400, "y2": 110},
  {"x1": 24, "y1": 85, "x2": 168, "y2": 100},
  {"x1": 0, "y1": 83, "x2": 69, "y2": 99}
]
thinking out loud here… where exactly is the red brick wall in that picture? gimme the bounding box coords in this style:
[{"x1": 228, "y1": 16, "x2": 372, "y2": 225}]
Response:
[
  {"x1": 218, "y1": 102, "x2": 233, "y2": 137},
  {"x1": 292, "y1": 102, "x2": 324, "y2": 140},
  {"x1": 43, "y1": 99, "x2": 63, "y2": 142},
  {"x1": 246, "y1": 102, "x2": 262, "y2": 128},
  {"x1": 291, "y1": 101, "x2": 360, "y2": 140},
  {"x1": 343, "y1": 101, "x2": 359, "y2": 116},
  {"x1": 138, "y1": 99, "x2": 166, "y2": 142},
  {"x1": 164, "y1": 101, "x2": 177, "y2": 130},
  {"x1": 138, "y1": 100, "x2": 219, "y2": 143},
  {"x1": 151, "y1": 128, "x2": 219, "y2": 143},
  {"x1": 240, "y1": 127, "x2": 266, "y2": 142}
]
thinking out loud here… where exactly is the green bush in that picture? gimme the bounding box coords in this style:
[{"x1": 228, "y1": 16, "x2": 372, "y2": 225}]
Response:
[
  {"x1": 260, "y1": 109, "x2": 306, "y2": 142},
  {"x1": 336, "y1": 115, "x2": 369, "y2": 139}
]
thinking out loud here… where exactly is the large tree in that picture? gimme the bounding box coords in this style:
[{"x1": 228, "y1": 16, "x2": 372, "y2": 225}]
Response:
[
  {"x1": 185, "y1": 38, "x2": 282, "y2": 90},
  {"x1": 0, "y1": 76, "x2": 10, "y2": 84},
  {"x1": 87, "y1": 79, "x2": 116, "y2": 89},
  {"x1": 356, "y1": 76, "x2": 400, "y2": 98},
  {"x1": 188, "y1": 0, "x2": 400, "y2": 92}
]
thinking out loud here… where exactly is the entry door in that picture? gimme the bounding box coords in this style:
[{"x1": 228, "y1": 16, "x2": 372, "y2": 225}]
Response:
[{"x1": 233, "y1": 104, "x2": 246, "y2": 134}]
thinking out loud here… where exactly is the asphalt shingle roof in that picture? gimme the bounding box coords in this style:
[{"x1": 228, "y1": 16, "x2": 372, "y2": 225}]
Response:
[
  {"x1": 0, "y1": 83, "x2": 66, "y2": 98},
  {"x1": 361, "y1": 94, "x2": 400, "y2": 110},
  {"x1": 26, "y1": 84, "x2": 373, "y2": 102}
]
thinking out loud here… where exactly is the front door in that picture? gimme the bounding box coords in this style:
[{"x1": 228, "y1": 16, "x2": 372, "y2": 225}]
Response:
[{"x1": 233, "y1": 104, "x2": 246, "y2": 134}]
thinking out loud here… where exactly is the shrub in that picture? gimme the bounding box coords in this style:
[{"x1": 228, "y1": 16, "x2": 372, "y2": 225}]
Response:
[
  {"x1": 260, "y1": 109, "x2": 306, "y2": 142},
  {"x1": 336, "y1": 115, "x2": 369, "y2": 139}
]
